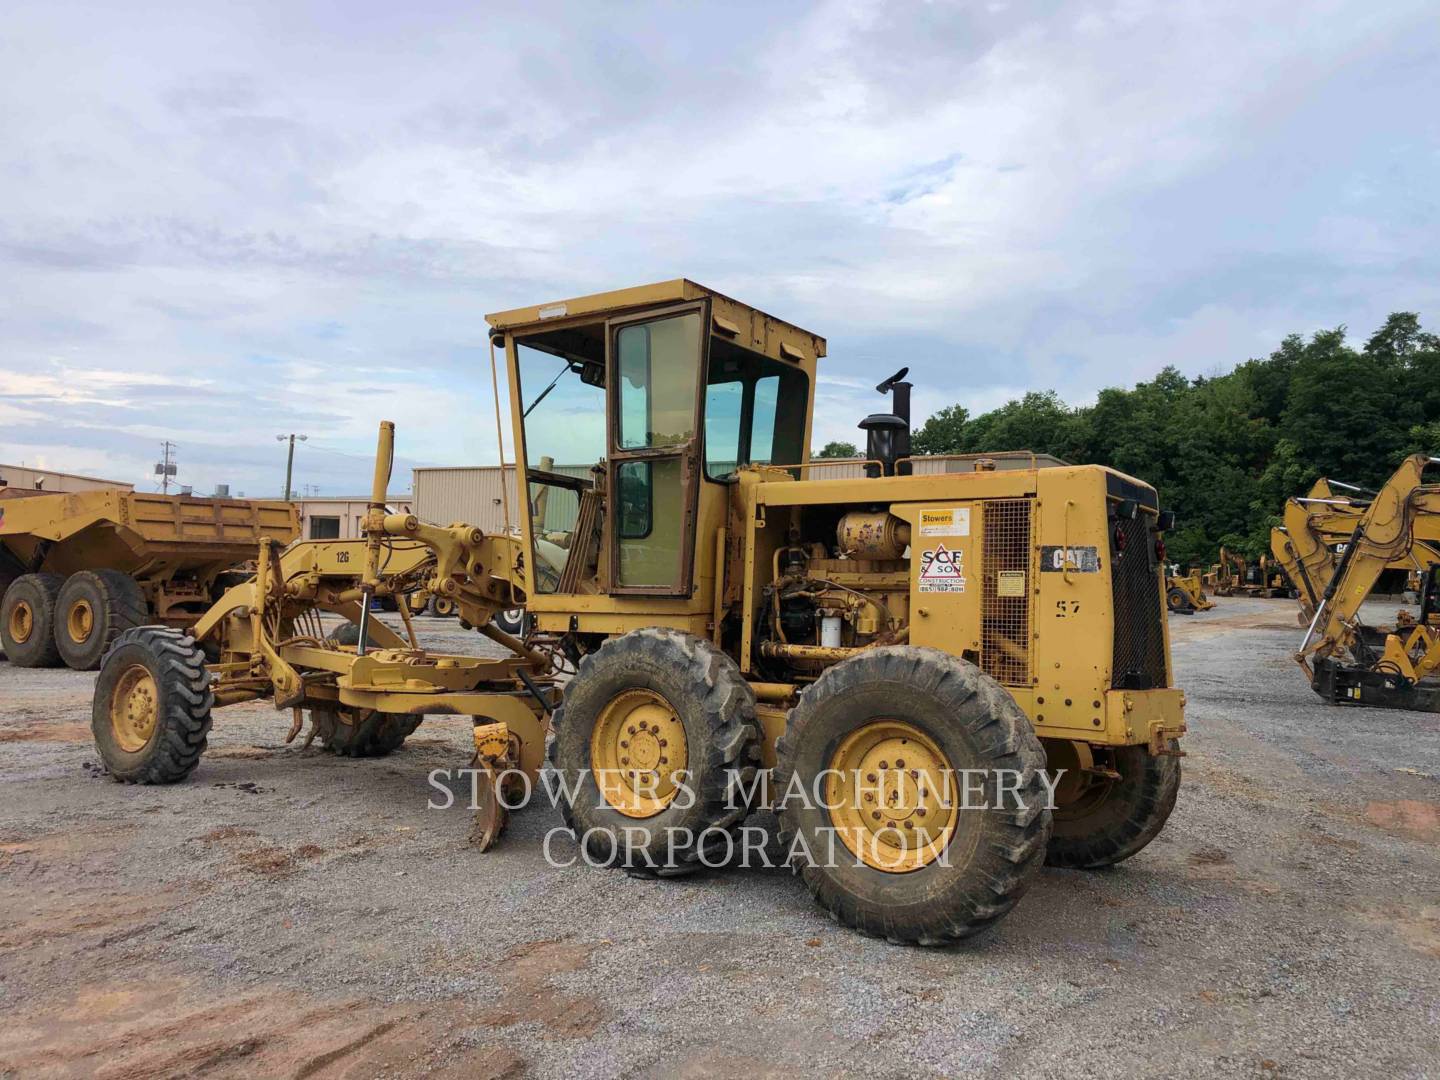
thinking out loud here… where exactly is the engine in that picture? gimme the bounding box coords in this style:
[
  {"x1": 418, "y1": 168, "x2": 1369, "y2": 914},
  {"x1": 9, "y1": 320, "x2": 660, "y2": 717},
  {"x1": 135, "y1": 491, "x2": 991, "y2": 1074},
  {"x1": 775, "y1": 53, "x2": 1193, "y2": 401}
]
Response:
[{"x1": 763, "y1": 511, "x2": 913, "y2": 669}]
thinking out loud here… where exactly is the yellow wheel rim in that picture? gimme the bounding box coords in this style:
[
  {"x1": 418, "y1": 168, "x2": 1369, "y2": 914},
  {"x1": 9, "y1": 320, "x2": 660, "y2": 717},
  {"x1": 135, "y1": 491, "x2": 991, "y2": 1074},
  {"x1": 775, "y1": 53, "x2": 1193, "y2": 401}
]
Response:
[
  {"x1": 826, "y1": 720, "x2": 958, "y2": 873},
  {"x1": 67, "y1": 598, "x2": 95, "y2": 644},
  {"x1": 589, "y1": 688, "x2": 688, "y2": 819},
  {"x1": 435, "y1": 598, "x2": 456, "y2": 616},
  {"x1": 110, "y1": 664, "x2": 159, "y2": 753},
  {"x1": 8, "y1": 600, "x2": 34, "y2": 644}
]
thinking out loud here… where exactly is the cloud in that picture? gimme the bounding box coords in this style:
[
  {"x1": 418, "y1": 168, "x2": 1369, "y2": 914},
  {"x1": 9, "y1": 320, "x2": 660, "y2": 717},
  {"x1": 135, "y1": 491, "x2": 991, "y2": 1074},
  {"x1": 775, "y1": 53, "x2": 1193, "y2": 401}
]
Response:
[{"x1": 1, "y1": 0, "x2": 1437, "y2": 498}]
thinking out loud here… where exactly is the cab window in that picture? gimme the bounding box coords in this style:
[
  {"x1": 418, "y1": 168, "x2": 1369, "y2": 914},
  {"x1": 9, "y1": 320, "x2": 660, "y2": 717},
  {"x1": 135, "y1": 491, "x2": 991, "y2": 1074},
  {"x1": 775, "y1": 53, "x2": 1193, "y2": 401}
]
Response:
[{"x1": 703, "y1": 341, "x2": 808, "y2": 479}]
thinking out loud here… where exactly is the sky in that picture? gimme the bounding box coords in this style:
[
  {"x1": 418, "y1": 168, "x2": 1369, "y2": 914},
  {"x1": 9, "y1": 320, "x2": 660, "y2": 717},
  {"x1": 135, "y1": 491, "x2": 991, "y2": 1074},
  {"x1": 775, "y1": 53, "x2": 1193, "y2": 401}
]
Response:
[{"x1": 1, "y1": 0, "x2": 1437, "y2": 498}]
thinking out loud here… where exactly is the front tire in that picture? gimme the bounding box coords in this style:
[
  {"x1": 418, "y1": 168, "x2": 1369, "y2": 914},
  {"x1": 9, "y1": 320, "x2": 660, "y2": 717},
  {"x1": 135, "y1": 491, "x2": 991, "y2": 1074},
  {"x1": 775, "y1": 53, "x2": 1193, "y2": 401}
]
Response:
[
  {"x1": 311, "y1": 707, "x2": 422, "y2": 757},
  {"x1": 549, "y1": 628, "x2": 760, "y2": 874},
  {"x1": 1, "y1": 572, "x2": 64, "y2": 668},
  {"x1": 774, "y1": 647, "x2": 1050, "y2": 945},
  {"x1": 1044, "y1": 742, "x2": 1180, "y2": 868},
  {"x1": 491, "y1": 607, "x2": 525, "y2": 636},
  {"x1": 55, "y1": 570, "x2": 148, "y2": 670},
  {"x1": 92, "y1": 627, "x2": 213, "y2": 783}
]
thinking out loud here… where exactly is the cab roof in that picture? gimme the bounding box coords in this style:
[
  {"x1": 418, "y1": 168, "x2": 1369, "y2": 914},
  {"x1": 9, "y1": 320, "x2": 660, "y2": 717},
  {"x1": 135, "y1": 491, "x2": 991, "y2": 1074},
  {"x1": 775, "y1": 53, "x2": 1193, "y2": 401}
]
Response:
[{"x1": 485, "y1": 278, "x2": 826, "y2": 366}]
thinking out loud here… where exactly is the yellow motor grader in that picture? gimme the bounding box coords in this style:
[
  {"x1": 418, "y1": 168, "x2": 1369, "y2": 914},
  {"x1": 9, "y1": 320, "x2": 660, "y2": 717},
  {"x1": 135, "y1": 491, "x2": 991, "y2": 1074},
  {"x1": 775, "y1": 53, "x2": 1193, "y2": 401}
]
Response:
[{"x1": 91, "y1": 279, "x2": 1187, "y2": 944}]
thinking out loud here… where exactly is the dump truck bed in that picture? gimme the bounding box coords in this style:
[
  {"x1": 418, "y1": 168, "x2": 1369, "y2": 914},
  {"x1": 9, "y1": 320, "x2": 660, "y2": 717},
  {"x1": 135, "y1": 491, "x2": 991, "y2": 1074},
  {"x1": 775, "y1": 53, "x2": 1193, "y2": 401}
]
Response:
[{"x1": 0, "y1": 489, "x2": 298, "y2": 580}]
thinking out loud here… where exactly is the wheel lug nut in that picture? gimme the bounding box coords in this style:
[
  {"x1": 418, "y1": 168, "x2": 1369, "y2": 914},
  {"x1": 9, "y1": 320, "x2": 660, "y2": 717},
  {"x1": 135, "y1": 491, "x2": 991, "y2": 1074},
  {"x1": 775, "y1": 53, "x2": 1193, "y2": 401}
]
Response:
[
  {"x1": 620, "y1": 740, "x2": 629, "y2": 748},
  {"x1": 896, "y1": 759, "x2": 905, "y2": 768},
  {"x1": 916, "y1": 808, "x2": 927, "y2": 817},
  {"x1": 627, "y1": 726, "x2": 637, "y2": 735},
  {"x1": 866, "y1": 772, "x2": 876, "y2": 783},
  {"x1": 879, "y1": 761, "x2": 889, "y2": 769},
  {"x1": 659, "y1": 739, "x2": 667, "y2": 747},
  {"x1": 871, "y1": 811, "x2": 881, "y2": 821}
]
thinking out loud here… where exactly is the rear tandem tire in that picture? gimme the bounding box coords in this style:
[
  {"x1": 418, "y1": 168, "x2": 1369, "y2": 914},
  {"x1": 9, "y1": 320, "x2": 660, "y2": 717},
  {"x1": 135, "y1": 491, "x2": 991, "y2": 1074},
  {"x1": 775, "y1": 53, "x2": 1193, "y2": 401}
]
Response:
[
  {"x1": 55, "y1": 569, "x2": 148, "y2": 670},
  {"x1": 91, "y1": 626, "x2": 213, "y2": 783},
  {"x1": 1, "y1": 572, "x2": 65, "y2": 668},
  {"x1": 774, "y1": 646, "x2": 1051, "y2": 945},
  {"x1": 1044, "y1": 743, "x2": 1180, "y2": 869}
]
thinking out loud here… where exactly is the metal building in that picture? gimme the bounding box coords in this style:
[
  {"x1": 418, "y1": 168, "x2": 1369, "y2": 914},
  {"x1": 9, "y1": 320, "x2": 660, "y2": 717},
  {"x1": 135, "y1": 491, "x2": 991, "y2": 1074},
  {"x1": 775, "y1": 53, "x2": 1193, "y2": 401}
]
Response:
[{"x1": 0, "y1": 464, "x2": 133, "y2": 494}]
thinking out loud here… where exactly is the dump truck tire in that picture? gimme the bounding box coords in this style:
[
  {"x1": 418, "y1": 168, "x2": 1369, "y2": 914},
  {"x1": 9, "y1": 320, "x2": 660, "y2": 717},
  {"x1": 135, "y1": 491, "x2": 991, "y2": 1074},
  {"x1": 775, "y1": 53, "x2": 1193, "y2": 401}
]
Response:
[
  {"x1": 549, "y1": 627, "x2": 761, "y2": 875},
  {"x1": 774, "y1": 646, "x2": 1050, "y2": 945},
  {"x1": 1166, "y1": 587, "x2": 1193, "y2": 614},
  {"x1": 1, "y1": 572, "x2": 65, "y2": 668},
  {"x1": 1044, "y1": 743, "x2": 1180, "y2": 869},
  {"x1": 311, "y1": 707, "x2": 421, "y2": 757},
  {"x1": 92, "y1": 627, "x2": 213, "y2": 783},
  {"x1": 55, "y1": 570, "x2": 148, "y2": 670}
]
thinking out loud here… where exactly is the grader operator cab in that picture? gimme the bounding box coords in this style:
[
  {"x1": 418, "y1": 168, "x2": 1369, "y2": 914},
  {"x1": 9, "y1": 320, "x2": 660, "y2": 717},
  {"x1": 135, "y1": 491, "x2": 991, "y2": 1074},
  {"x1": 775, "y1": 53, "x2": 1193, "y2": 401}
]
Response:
[{"x1": 91, "y1": 279, "x2": 1186, "y2": 945}]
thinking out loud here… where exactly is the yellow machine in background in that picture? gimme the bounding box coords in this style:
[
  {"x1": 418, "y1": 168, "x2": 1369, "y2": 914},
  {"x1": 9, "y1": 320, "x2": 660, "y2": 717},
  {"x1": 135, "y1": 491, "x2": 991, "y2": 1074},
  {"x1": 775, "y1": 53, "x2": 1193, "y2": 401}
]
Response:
[
  {"x1": 1270, "y1": 475, "x2": 1440, "y2": 623},
  {"x1": 1296, "y1": 454, "x2": 1440, "y2": 710},
  {"x1": 1208, "y1": 547, "x2": 1291, "y2": 598},
  {"x1": 91, "y1": 279, "x2": 1187, "y2": 945},
  {"x1": 0, "y1": 488, "x2": 296, "y2": 670},
  {"x1": 1165, "y1": 569, "x2": 1214, "y2": 614}
]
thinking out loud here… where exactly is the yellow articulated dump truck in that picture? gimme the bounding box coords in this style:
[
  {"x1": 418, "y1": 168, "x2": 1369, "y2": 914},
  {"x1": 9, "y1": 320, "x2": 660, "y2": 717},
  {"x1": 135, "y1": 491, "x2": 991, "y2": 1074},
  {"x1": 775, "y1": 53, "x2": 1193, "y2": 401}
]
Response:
[
  {"x1": 87, "y1": 279, "x2": 1186, "y2": 944},
  {"x1": 0, "y1": 489, "x2": 297, "y2": 669}
]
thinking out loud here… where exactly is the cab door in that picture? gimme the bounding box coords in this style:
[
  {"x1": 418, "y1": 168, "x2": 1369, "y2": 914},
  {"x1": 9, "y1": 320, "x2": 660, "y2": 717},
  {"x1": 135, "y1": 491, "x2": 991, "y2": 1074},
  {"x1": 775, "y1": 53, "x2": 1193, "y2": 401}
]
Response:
[{"x1": 606, "y1": 302, "x2": 707, "y2": 596}]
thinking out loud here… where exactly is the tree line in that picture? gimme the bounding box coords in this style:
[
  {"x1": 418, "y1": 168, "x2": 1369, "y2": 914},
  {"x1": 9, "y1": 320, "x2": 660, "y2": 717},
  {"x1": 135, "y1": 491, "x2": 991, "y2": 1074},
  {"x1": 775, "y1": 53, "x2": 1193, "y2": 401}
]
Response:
[{"x1": 819, "y1": 313, "x2": 1440, "y2": 569}]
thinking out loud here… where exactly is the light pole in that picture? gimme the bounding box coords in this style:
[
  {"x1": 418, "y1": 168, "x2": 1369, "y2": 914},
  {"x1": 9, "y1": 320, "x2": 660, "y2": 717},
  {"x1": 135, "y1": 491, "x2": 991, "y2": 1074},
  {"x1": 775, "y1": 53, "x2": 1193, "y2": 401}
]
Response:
[{"x1": 276, "y1": 433, "x2": 308, "y2": 500}]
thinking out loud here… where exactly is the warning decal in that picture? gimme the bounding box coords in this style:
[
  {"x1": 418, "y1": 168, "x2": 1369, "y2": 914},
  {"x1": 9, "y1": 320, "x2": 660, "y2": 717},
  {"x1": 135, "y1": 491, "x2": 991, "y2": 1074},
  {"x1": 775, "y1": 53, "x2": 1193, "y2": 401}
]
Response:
[
  {"x1": 919, "y1": 544, "x2": 967, "y2": 593},
  {"x1": 918, "y1": 507, "x2": 970, "y2": 537},
  {"x1": 996, "y1": 570, "x2": 1026, "y2": 597}
]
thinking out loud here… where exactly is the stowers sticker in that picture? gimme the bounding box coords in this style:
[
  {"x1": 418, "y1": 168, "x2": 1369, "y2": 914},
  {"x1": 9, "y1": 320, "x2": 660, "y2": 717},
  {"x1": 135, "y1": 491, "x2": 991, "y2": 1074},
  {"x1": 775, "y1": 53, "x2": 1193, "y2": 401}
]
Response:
[
  {"x1": 919, "y1": 544, "x2": 966, "y2": 592},
  {"x1": 918, "y1": 507, "x2": 970, "y2": 537}
]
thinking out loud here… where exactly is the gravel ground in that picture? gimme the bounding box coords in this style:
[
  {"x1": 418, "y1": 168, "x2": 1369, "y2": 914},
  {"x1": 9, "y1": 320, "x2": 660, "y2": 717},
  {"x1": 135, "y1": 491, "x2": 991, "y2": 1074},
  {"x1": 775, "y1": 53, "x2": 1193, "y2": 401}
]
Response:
[{"x1": 1, "y1": 602, "x2": 1438, "y2": 1079}]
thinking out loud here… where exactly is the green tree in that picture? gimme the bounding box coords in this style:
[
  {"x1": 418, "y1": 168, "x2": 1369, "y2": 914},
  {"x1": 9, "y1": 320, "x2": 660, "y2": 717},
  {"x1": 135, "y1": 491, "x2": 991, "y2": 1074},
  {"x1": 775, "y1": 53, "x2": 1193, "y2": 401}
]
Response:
[
  {"x1": 815, "y1": 440, "x2": 858, "y2": 458},
  {"x1": 902, "y1": 312, "x2": 1437, "y2": 567}
]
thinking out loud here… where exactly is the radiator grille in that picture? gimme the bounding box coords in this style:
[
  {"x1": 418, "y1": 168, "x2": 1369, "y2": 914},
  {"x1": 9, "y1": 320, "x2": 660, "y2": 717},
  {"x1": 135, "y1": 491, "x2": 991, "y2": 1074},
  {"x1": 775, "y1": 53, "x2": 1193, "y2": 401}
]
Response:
[
  {"x1": 981, "y1": 499, "x2": 1033, "y2": 686},
  {"x1": 1110, "y1": 515, "x2": 1168, "y2": 689}
]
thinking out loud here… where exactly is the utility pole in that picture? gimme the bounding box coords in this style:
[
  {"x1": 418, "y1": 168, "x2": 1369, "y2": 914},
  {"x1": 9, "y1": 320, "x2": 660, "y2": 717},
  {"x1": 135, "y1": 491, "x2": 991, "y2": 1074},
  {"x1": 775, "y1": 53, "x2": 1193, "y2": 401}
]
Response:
[
  {"x1": 276, "y1": 433, "x2": 308, "y2": 500},
  {"x1": 154, "y1": 441, "x2": 177, "y2": 494}
]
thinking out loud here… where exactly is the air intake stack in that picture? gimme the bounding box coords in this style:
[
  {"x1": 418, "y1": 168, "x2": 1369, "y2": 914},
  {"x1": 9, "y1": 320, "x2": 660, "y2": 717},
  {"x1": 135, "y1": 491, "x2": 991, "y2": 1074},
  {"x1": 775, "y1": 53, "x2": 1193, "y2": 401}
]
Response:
[{"x1": 858, "y1": 367, "x2": 913, "y2": 477}]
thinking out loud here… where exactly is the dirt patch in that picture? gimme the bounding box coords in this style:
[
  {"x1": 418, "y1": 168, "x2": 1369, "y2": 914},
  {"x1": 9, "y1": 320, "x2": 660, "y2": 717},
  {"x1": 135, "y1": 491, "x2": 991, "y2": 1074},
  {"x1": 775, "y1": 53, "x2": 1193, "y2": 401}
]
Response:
[
  {"x1": 200, "y1": 825, "x2": 258, "y2": 844},
  {"x1": 1189, "y1": 845, "x2": 1232, "y2": 866},
  {"x1": 0, "y1": 974, "x2": 527, "y2": 1079},
  {"x1": 0, "y1": 888, "x2": 179, "y2": 952},
  {"x1": 207, "y1": 746, "x2": 277, "y2": 760},
  {"x1": 480, "y1": 938, "x2": 607, "y2": 1039},
  {"x1": 1363, "y1": 800, "x2": 1440, "y2": 842},
  {"x1": 233, "y1": 846, "x2": 296, "y2": 878},
  {"x1": 0, "y1": 720, "x2": 92, "y2": 743}
]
